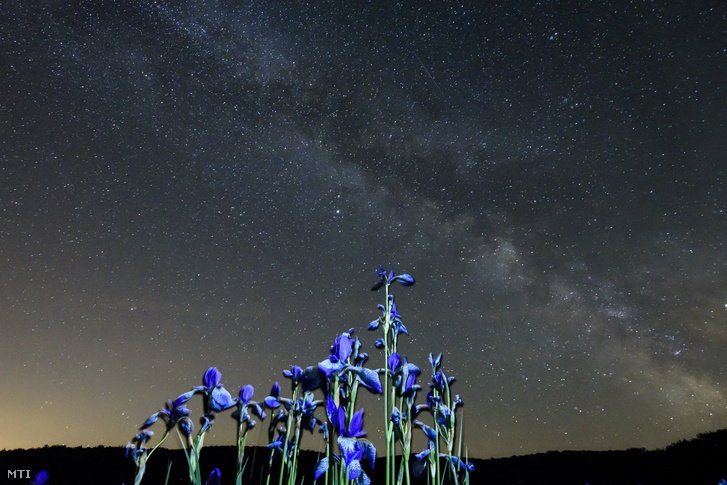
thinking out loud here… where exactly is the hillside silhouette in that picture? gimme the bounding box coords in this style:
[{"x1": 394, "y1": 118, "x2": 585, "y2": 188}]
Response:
[{"x1": 1, "y1": 429, "x2": 725, "y2": 485}]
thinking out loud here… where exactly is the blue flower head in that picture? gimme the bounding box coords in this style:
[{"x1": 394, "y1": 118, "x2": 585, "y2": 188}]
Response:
[
  {"x1": 143, "y1": 398, "x2": 192, "y2": 430},
  {"x1": 199, "y1": 367, "x2": 222, "y2": 391},
  {"x1": 265, "y1": 382, "x2": 282, "y2": 409},
  {"x1": 388, "y1": 352, "x2": 402, "y2": 373},
  {"x1": 178, "y1": 416, "x2": 194, "y2": 436},
  {"x1": 371, "y1": 266, "x2": 415, "y2": 291},
  {"x1": 331, "y1": 333, "x2": 353, "y2": 363},
  {"x1": 209, "y1": 386, "x2": 236, "y2": 413},
  {"x1": 283, "y1": 365, "x2": 304, "y2": 385},
  {"x1": 239, "y1": 385, "x2": 254, "y2": 405},
  {"x1": 429, "y1": 352, "x2": 442, "y2": 371}
]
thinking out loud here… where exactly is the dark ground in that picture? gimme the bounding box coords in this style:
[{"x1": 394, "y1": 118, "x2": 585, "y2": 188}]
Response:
[{"x1": 1, "y1": 429, "x2": 726, "y2": 485}]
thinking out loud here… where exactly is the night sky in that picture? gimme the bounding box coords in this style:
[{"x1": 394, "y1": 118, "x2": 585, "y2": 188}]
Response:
[{"x1": 1, "y1": 1, "x2": 726, "y2": 460}]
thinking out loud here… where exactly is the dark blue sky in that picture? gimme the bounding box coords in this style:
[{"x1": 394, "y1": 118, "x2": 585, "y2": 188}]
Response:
[{"x1": 1, "y1": 1, "x2": 725, "y2": 459}]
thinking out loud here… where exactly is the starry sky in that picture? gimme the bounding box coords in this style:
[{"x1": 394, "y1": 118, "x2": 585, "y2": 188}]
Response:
[{"x1": 1, "y1": 1, "x2": 726, "y2": 460}]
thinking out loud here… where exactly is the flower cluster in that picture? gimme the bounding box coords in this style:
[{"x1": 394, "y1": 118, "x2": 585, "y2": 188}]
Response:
[{"x1": 128, "y1": 267, "x2": 472, "y2": 485}]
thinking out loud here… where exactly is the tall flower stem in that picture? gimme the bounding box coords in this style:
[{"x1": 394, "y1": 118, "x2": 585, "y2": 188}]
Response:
[{"x1": 236, "y1": 421, "x2": 248, "y2": 485}]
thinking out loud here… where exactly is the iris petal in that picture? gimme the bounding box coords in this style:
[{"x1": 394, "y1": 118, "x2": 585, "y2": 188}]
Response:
[{"x1": 314, "y1": 457, "x2": 329, "y2": 480}]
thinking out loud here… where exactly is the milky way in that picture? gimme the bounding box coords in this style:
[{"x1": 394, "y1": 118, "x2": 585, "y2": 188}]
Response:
[{"x1": 1, "y1": 1, "x2": 726, "y2": 458}]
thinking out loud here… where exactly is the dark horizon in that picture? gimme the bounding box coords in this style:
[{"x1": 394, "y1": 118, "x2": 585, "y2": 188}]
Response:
[
  {"x1": 2, "y1": 428, "x2": 726, "y2": 485},
  {"x1": 2, "y1": 1, "x2": 726, "y2": 459}
]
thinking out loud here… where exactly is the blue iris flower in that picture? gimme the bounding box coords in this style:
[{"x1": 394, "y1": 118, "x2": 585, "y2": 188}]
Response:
[
  {"x1": 142, "y1": 398, "x2": 192, "y2": 430},
  {"x1": 331, "y1": 333, "x2": 353, "y2": 362},
  {"x1": 232, "y1": 385, "x2": 266, "y2": 425},
  {"x1": 239, "y1": 385, "x2": 254, "y2": 405},
  {"x1": 371, "y1": 266, "x2": 415, "y2": 291},
  {"x1": 388, "y1": 352, "x2": 402, "y2": 373},
  {"x1": 191, "y1": 367, "x2": 236, "y2": 414},
  {"x1": 178, "y1": 416, "x2": 194, "y2": 436},
  {"x1": 319, "y1": 401, "x2": 375, "y2": 483},
  {"x1": 429, "y1": 352, "x2": 442, "y2": 371},
  {"x1": 319, "y1": 333, "x2": 356, "y2": 377},
  {"x1": 265, "y1": 382, "x2": 282, "y2": 409},
  {"x1": 209, "y1": 386, "x2": 235, "y2": 413}
]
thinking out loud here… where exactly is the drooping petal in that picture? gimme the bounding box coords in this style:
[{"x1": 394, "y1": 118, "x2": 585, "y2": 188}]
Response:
[
  {"x1": 253, "y1": 403, "x2": 266, "y2": 420},
  {"x1": 359, "y1": 438, "x2": 377, "y2": 468},
  {"x1": 318, "y1": 358, "x2": 342, "y2": 377},
  {"x1": 313, "y1": 457, "x2": 330, "y2": 480},
  {"x1": 337, "y1": 436, "x2": 362, "y2": 464},
  {"x1": 141, "y1": 412, "x2": 159, "y2": 429},
  {"x1": 374, "y1": 338, "x2": 385, "y2": 349},
  {"x1": 403, "y1": 362, "x2": 420, "y2": 376},
  {"x1": 395, "y1": 274, "x2": 415, "y2": 286},
  {"x1": 347, "y1": 458, "x2": 362, "y2": 480},
  {"x1": 415, "y1": 447, "x2": 431, "y2": 460},
  {"x1": 347, "y1": 366, "x2": 383, "y2": 394},
  {"x1": 265, "y1": 395, "x2": 281, "y2": 409},
  {"x1": 210, "y1": 386, "x2": 236, "y2": 412},
  {"x1": 175, "y1": 390, "x2": 197, "y2": 405},
  {"x1": 367, "y1": 319, "x2": 380, "y2": 330},
  {"x1": 355, "y1": 470, "x2": 371, "y2": 485},
  {"x1": 415, "y1": 420, "x2": 438, "y2": 442}
]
